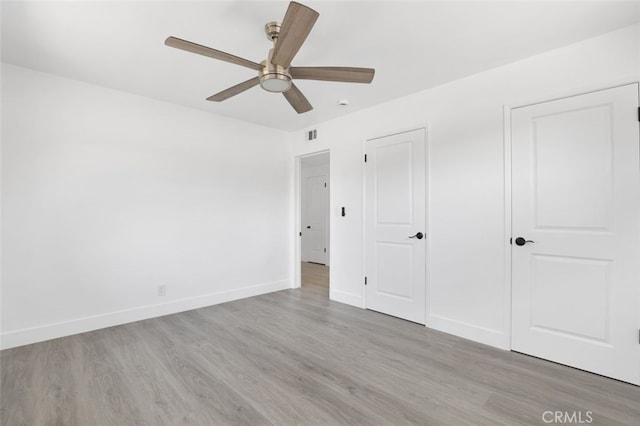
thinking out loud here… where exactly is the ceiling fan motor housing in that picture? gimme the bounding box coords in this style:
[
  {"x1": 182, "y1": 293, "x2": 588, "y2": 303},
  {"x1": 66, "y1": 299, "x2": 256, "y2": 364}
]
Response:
[{"x1": 264, "y1": 21, "x2": 281, "y2": 41}]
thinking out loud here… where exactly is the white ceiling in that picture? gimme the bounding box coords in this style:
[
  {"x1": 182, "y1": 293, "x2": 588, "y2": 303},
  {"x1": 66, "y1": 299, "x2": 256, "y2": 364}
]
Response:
[{"x1": 3, "y1": 1, "x2": 640, "y2": 131}]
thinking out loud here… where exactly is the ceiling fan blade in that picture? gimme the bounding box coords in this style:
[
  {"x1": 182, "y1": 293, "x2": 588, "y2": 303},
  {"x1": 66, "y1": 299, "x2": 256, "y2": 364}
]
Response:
[
  {"x1": 206, "y1": 77, "x2": 261, "y2": 102},
  {"x1": 290, "y1": 67, "x2": 375, "y2": 83},
  {"x1": 283, "y1": 83, "x2": 313, "y2": 114},
  {"x1": 271, "y1": 2, "x2": 319, "y2": 68},
  {"x1": 165, "y1": 36, "x2": 262, "y2": 71}
]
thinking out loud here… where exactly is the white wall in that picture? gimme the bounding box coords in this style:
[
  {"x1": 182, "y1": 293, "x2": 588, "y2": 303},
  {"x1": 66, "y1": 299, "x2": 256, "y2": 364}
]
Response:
[
  {"x1": 291, "y1": 24, "x2": 640, "y2": 348},
  {"x1": 1, "y1": 64, "x2": 291, "y2": 349}
]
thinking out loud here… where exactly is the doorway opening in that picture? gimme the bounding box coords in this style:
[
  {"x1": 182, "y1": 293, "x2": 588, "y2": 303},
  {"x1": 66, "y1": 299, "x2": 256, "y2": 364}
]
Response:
[{"x1": 298, "y1": 151, "x2": 330, "y2": 297}]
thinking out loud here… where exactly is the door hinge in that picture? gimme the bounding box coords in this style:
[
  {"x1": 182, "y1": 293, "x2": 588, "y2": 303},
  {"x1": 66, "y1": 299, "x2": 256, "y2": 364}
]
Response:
[
  {"x1": 364, "y1": 276, "x2": 368, "y2": 285},
  {"x1": 364, "y1": 154, "x2": 367, "y2": 163},
  {"x1": 324, "y1": 182, "x2": 327, "y2": 188},
  {"x1": 510, "y1": 237, "x2": 512, "y2": 245},
  {"x1": 299, "y1": 232, "x2": 302, "y2": 236},
  {"x1": 637, "y1": 107, "x2": 640, "y2": 122},
  {"x1": 324, "y1": 248, "x2": 326, "y2": 253}
]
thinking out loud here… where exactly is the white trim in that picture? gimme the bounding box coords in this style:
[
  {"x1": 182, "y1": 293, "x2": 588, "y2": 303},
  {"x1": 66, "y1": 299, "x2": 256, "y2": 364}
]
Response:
[
  {"x1": 424, "y1": 124, "x2": 432, "y2": 327},
  {"x1": 330, "y1": 289, "x2": 365, "y2": 308},
  {"x1": 363, "y1": 123, "x2": 430, "y2": 144},
  {"x1": 0, "y1": 279, "x2": 290, "y2": 350},
  {"x1": 325, "y1": 164, "x2": 331, "y2": 267},
  {"x1": 502, "y1": 104, "x2": 513, "y2": 350},
  {"x1": 293, "y1": 155, "x2": 302, "y2": 289},
  {"x1": 509, "y1": 78, "x2": 640, "y2": 110},
  {"x1": 361, "y1": 137, "x2": 368, "y2": 309},
  {"x1": 429, "y1": 314, "x2": 506, "y2": 349}
]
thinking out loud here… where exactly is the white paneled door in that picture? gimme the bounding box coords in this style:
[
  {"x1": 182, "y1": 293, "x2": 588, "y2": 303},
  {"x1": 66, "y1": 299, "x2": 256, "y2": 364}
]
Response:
[
  {"x1": 365, "y1": 128, "x2": 427, "y2": 324},
  {"x1": 511, "y1": 84, "x2": 640, "y2": 385},
  {"x1": 302, "y1": 174, "x2": 328, "y2": 264}
]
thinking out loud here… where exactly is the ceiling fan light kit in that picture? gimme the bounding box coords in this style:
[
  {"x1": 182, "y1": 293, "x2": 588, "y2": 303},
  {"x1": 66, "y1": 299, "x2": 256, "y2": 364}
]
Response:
[
  {"x1": 165, "y1": 1, "x2": 375, "y2": 114},
  {"x1": 259, "y1": 59, "x2": 292, "y2": 93}
]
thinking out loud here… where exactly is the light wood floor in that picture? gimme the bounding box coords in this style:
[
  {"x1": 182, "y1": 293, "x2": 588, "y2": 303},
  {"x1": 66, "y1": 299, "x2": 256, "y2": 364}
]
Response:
[
  {"x1": 301, "y1": 261, "x2": 329, "y2": 297},
  {"x1": 2, "y1": 267, "x2": 639, "y2": 425}
]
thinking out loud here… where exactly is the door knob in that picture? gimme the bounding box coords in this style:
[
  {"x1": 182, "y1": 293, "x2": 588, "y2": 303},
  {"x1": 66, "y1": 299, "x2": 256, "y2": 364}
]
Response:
[
  {"x1": 514, "y1": 237, "x2": 534, "y2": 246},
  {"x1": 409, "y1": 232, "x2": 424, "y2": 240},
  {"x1": 306, "y1": 226, "x2": 311, "y2": 229}
]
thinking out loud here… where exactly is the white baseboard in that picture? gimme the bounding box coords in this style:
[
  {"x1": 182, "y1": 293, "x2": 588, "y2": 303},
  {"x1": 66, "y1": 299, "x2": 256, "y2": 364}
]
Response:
[
  {"x1": 0, "y1": 280, "x2": 290, "y2": 350},
  {"x1": 330, "y1": 289, "x2": 365, "y2": 308},
  {"x1": 428, "y1": 313, "x2": 508, "y2": 349}
]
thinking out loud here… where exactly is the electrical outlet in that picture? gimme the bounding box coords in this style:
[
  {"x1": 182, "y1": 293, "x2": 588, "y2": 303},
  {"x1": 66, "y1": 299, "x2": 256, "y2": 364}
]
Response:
[{"x1": 158, "y1": 284, "x2": 167, "y2": 296}]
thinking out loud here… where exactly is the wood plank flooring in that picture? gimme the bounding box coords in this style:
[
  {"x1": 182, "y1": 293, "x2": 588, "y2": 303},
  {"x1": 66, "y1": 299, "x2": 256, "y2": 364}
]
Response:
[
  {"x1": 2, "y1": 265, "x2": 639, "y2": 425},
  {"x1": 301, "y1": 261, "x2": 329, "y2": 297}
]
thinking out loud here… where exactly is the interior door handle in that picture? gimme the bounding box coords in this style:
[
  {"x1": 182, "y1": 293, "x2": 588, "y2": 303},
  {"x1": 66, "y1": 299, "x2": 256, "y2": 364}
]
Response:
[
  {"x1": 409, "y1": 232, "x2": 424, "y2": 240},
  {"x1": 306, "y1": 226, "x2": 311, "y2": 229},
  {"x1": 514, "y1": 237, "x2": 534, "y2": 246}
]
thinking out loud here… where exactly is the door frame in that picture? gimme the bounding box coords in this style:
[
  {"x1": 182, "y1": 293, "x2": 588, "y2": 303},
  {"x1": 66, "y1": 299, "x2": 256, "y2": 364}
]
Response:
[
  {"x1": 503, "y1": 81, "x2": 640, "y2": 351},
  {"x1": 294, "y1": 149, "x2": 330, "y2": 289},
  {"x1": 362, "y1": 125, "x2": 430, "y2": 324}
]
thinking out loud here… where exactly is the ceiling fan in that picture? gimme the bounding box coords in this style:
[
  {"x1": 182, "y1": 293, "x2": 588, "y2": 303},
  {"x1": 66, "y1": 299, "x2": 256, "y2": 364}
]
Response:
[{"x1": 165, "y1": 1, "x2": 375, "y2": 114}]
